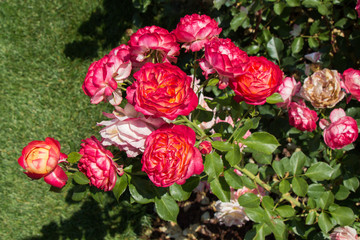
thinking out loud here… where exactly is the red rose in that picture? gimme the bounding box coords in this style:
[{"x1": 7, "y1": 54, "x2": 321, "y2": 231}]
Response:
[
  {"x1": 230, "y1": 56, "x2": 283, "y2": 105},
  {"x1": 18, "y1": 137, "x2": 68, "y2": 188},
  {"x1": 126, "y1": 62, "x2": 198, "y2": 120},
  {"x1": 343, "y1": 68, "x2": 360, "y2": 102},
  {"x1": 141, "y1": 124, "x2": 204, "y2": 187}
]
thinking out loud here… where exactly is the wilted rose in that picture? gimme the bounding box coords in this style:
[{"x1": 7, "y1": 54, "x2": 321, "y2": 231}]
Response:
[
  {"x1": 230, "y1": 56, "x2": 283, "y2": 105},
  {"x1": 126, "y1": 62, "x2": 198, "y2": 120},
  {"x1": 214, "y1": 200, "x2": 249, "y2": 227},
  {"x1": 300, "y1": 68, "x2": 345, "y2": 108},
  {"x1": 98, "y1": 103, "x2": 166, "y2": 157},
  {"x1": 330, "y1": 226, "x2": 359, "y2": 240},
  {"x1": 199, "y1": 38, "x2": 249, "y2": 89},
  {"x1": 18, "y1": 137, "x2": 68, "y2": 188},
  {"x1": 288, "y1": 100, "x2": 318, "y2": 132},
  {"x1": 128, "y1": 25, "x2": 180, "y2": 67},
  {"x1": 78, "y1": 136, "x2": 118, "y2": 191},
  {"x1": 319, "y1": 108, "x2": 358, "y2": 149},
  {"x1": 172, "y1": 14, "x2": 221, "y2": 52},
  {"x1": 343, "y1": 68, "x2": 360, "y2": 102},
  {"x1": 82, "y1": 44, "x2": 132, "y2": 105},
  {"x1": 142, "y1": 124, "x2": 204, "y2": 187},
  {"x1": 276, "y1": 76, "x2": 301, "y2": 109}
]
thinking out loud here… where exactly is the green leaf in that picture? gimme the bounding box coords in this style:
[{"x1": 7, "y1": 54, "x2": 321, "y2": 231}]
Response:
[
  {"x1": 318, "y1": 191, "x2": 334, "y2": 210},
  {"x1": 129, "y1": 176, "x2": 157, "y2": 204},
  {"x1": 67, "y1": 152, "x2": 82, "y2": 163},
  {"x1": 290, "y1": 151, "x2": 306, "y2": 176},
  {"x1": 225, "y1": 144, "x2": 242, "y2": 167},
  {"x1": 112, "y1": 174, "x2": 128, "y2": 201},
  {"x1": 266, "y1": 37, "x2": 284, "y2": 62},
  {"x1": 212, "y1": 141, "x2": 233, "y2": 152},
  {"x1": 254, "y1": 223, "x2": 273, "y2": 240},
  {"x1": 224, "y1": 168, "x2": 243, "y2": 189},
  {"x1": 210, "y1": 177, "x2": 230, "y2": 202},
  {"x1": 317, "y1": 4, "x2": 331, "y2": 16},
  {"x1": 261, "y1": 196, "x2": 274, "y2": 209},
  {"x1": 306, "y1": 211, "x2": 316, "y2": 225},
  {"x1": 274, "y1": 2, "x2": 286, "y2": 15},
  {"x1": 310, "y1": 20, "x2": 320, "y2": 35},
  {"x1": 204, "y1": 152, "x2": 223, "y2": 181},
  {"x1": 266, "y1": 93, "x2": 284, "y2": 104},
  {"x1": 330, "y1": 206, "x2": 356, "y2": 226},
  {"x1": 240, "y1": 175, "x2": 256, "y2": 189},
  {"x1": 279, "y1": 179, "x2": 291, "y2": 194},
  {"x1": 91, "y1": 190, "x2": 105, "y2": 205},
  {"x1": 334, "y1": 18, "x2": 347, "y2": 29},
  {"x1": 252, "y1": 152, "x2": 272, "y2": 165},
  {"x1": 272, "y1": 160, "x2": 284, "y2": 178},
  {"x1": 305, "y1": 162, "x2": 333, "y2": 181},
  {"x1": 318, "y1": 212, "x2": 335, "y2": 233},
  {"x1": 307, "y1": 184, "x2": 325, "y2": 198},
  {"x1": 213, "y1": 0, "x2": 226, "y2": 10},
  {"x1": 276, "y1": 205, "x2": 296, "y2": 218},
  {"x1": 286, "y1": 0, "x2": 300, "y2": 7},
  {"x1": 71, "y1": 185, "x2": 88, "y2": 201},
  {"x1": 334, "y1": 185, "x2": 350, "y2": 201},
  {"x1": 240, "y1": 132, "x2": 280, "y2": 155},
  {"x1": 233, "y1": 117, "x2": 260, "y2": 142},
  {"x1": 343, "y1": 177, "x2": 359, "y2": 192},
  {"x1": 308, "y1": 38, "x2": 319, "y2": 49},
  {"x1": 292, "y1": 177, "x2": 308, "y2": 197},
  {"x1": 264, "y1": 209, "x2": 287, "y2": 239},
  {"x1": 73, "y1": 172, "x2": 90, "y2": 185},
  {"x1": 207, "y1": 78, "x2": 219, "y2": 86},
  {"x1": 245, "y1": 207, "x2": 266, "y2": 223},
  {"x1": 155, "y1": 193, "x2": 179, "y2": 223},
  {"x1": 230, "y1": 11, "x2": 248, "y2": 32},
  {"x1": 245, "y1": 45, "x2": 260, "y2": 55},
  {"x1": 238, "y1": 192, "x2": 260, "y2": 208},
  {"x1": 302, "y1": 0, "x2": 321, "y2": 8},
  {"x1": 169, "y1": 183, "x2": 191, "y2": 201},
  {"x1": 245, "y1": 163, "x2": 258, "y2": 175},
  {"x1": 291, "y1": 37, "x2": 304, "y2": 54}
]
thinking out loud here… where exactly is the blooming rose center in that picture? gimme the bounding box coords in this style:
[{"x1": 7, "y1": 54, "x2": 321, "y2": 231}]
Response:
[{"x1": 26, "y1": 147, "x2": 50, "y2": 174}]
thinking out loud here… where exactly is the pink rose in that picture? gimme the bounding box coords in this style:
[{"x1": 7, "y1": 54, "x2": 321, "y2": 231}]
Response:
[
  {"x1": 230, "y1": 56, "x2": 283, "y2": 105},
  {"x1": 319, "y1": 108, "x2": 358, "y2": 149},
  {"x1": 142, "y1": 124, "x2": 204, "y2": 187},
  {"x1": 78, "y1": 136, "x2": 118, "y2": 191},
  {"x1": 232, "y1": 169, "x2": 266, "y2": 200},
  {"x1": 18, "y1": 137, "x2": 68, "y2": 188},
  {"x1": 128, "y1": 25, "x2": 180, "y2": 67},
  {"x1": 82, "y1": 44, "x2": 132, "y2": 105},
  {"x1": 172, "y1": 14, "x2": 222, "y2": 52},
  {"x1": 288, "y1": 100, "x2": 318, "y2": 132},
  {"x1": 98, "y1": 103, "x2": 166, "y2": 157},
  {"x1": 343, "y1": 68, "x2": 360, "y2": 102},
  {"x1": 199, "y1": 38, "x2": 249, "y2": 89},
  {"x1": 356, "y1": 0, "x2": 360, "y2": 18},
  {"x1": 198, "y1": 141, "x2": 212, "y2": 155},
  {"x1": 330, "y1": 226, "x2": 359, "y2": 240},
  {"x1": 276, "y1": 76, "x2": 301, "y2": 109},
  {"x1": 126, "y1": 62, "x2": 198, "y2": 120}
]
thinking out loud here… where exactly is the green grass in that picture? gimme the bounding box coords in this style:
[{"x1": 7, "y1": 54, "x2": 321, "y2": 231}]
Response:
[{"x1": 0, "y1": 0, "x2": 152, "y2": 239}]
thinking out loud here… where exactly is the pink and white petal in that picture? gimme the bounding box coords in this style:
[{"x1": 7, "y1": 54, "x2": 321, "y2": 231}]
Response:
[
  {"x1": 44, "y1": 165, "x2": 68, "y2": 188},
  {"x1": 329, "y1": 108, "x2": 346, "y2": 123}
]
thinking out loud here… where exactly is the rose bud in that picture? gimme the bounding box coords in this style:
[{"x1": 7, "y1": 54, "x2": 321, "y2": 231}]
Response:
[
  {"x1": 142, "y1": 124, "x2": 204, "y2": 187},
  {"x1": 78, "y1": 136, "x2": 118, "y2": 191},
  {"x1": 288, "y1": 100, "x2": 318, "y2": 132},
  {"x1": 82, "y1": 44, "x2": 132, "y2": 105},
  {"x1": 172, "y1": 14, "x2": 222, "y2": 52},
  {"x1": 276, "y1": 76, "x2": 301, "y2": 109},
  {"x1": 98, "y1": 103, "x2": 166, "y2": 158},
  {"x1": 18, "y1": 137, "x2": 68, "y2": 188},
  {"x1": 319, "y1": 108, "x2": 358, "y2": 149},
  {"x1": 230, "y1": 56, "x2": 283, "y2": 105},
  {"x1": 198, "y1": 141, "x2": 212, "y2": 155},
  {"x1": 199, "y1": 38, "x2": 249, "y2": 89},
  {"x1": 300, "y1": 68, "x2": 345, "y2": 108},
  {"x1": 343, "y1": 68, "x2": 360, "y2": 102},
  {"x1": 128, "y1": 25, "x2": 180, "y2": 67},
  {"x1": 330, "y1": 226, "x2": 359, "y2": 240},
  {"x1": 126, "y1": 62, "x2": 198, "y2": 120}
]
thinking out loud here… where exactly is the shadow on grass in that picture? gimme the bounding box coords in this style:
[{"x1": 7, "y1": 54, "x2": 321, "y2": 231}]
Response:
[
  {"x1": 23, "y1": 194, "x2": 153, "y2": 240},
  {"x1": 64, "y1": 0, "x2": 214, "y2": 60}
]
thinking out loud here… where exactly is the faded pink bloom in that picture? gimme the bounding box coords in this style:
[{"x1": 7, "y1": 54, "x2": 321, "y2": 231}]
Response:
[
  {"x1": 142, "y1": 124, "x2": 204, "y2": 187},
  {"x1": 128, "y1": 26, "x2": 180, "y2": 68},
  {"x1": 214, "y1": 200, "x2": 249, "y2": 227},
  {"x1": 288, "y1": 100, "x2": 318, "y2": 132},
  {"x1": 78, "y1": 136, "x2": 118, "y2": 191},
  {"x1": 199, "y1": 38, "x2": 249, "y2": 89},
  {"x1": 98, "y1": 103, "x2": 165, "y2": 157},
  {"x1": 304, "y1": 52, "x2": 321, "y2": 63},
  {"x1": 319, "y1": 108, "x2": 358, "y2": 149},
  {"x1": 198, "y1": 141, "x2": 212, "y2": 155},
  {"x1": 330, "y1": 226, "x2": 359, "y2": 240},
  {"x1": 230, "y1": 56, "x2": 283, "y2": 105},
  {"x1": 343, "y1": 68, "x2": 360, "y2": 102},
  {"x1": 18, "y1": 137, "x2": 68, "y2": 188},
  {"x1": 356, "y1": 0, "x2": 360, "y2": 18},
  {"x1": 126, "y1": 62, "x2": 198, "y2": 120},
  {"x1": 172, "y1": 14, "x2": 222, "y2": 52},
  {"x1": 82, "y1": 44, "x2": 132, "y2": 105},
  {"x1": 276, "y1": 76, "x2": 301, "y2": 109},
  {"x1": 232, "y1": 169, "x2": 266, "y2": 201}
]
